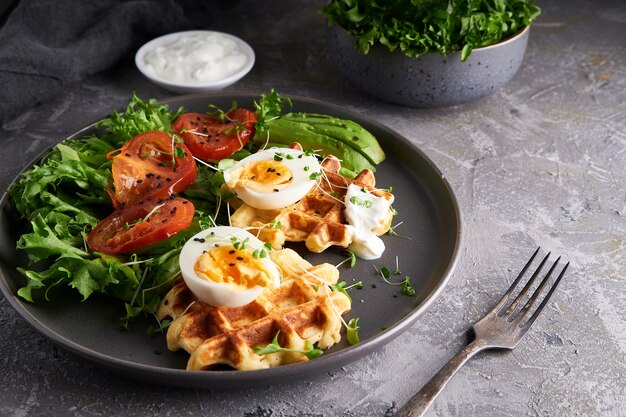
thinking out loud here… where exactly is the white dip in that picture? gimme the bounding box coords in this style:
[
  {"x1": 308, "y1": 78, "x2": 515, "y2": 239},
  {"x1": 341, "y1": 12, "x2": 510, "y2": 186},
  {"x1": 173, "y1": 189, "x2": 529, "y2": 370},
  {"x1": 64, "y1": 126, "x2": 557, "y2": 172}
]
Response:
[
  {"x1": 344, "y1": 183, "x2": 390, "y2": 260},
  {"x1": 144, "y1": 33, "x2": 248, "y2": 83}
]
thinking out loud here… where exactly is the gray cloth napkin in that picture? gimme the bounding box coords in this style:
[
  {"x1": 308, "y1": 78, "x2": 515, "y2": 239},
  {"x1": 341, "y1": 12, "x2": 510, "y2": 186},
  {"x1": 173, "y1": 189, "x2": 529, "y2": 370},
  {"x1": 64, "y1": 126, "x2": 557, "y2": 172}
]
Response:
[{"x1": 0, "y1": 0, "x2": 228, "y2": 122}]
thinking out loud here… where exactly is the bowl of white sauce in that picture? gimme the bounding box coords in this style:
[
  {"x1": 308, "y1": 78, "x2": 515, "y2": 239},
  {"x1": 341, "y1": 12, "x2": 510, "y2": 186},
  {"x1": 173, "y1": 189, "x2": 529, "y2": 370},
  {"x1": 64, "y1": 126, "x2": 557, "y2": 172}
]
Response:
[{"x1": 135, "y1": 30, "x2": 255, "y2": 94}]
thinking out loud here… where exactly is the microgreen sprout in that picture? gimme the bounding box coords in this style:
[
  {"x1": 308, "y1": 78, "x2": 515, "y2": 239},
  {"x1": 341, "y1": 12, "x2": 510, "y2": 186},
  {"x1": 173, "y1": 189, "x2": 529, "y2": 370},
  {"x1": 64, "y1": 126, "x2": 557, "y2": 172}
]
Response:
[
  {"x1": 147, "y1": 318, "x2": 172, "y2": 336},
  {"x1": 374, "y1": 260, "x2": 416, "y2": 297},
  {"x1": 269, "y1": 219, "x2": 282, "y2": 229},
  {"x1": 143, "y1": 203, "x2": 166, "y2": 223},
  {"x1": 386, "y1": 221, "x2": 411, "y2": 240},
  {"x1": 192, "y1": 156, "x2": 220, "y2": 171},
  {"x1": 335, "y1": 250, "x2": 357, "y2": 268},
  {"x1": 296, "y1": 264, "x2": 361, "y2": 346},
  {"x1": 253, "y1": 89, "x2": 292, "y2": 136},
  {"x1": 400, "y1": 277, "x2": 416, "y2": 297},
  {"x1": 252, "y1": 245, "x2": 269, "y2": 258},
  {"x1": 254, "y1": 331, "x2": 323, "y2": 360},
  {"x1": 331, "y1": 280, "x2": 363, "y2": 302},
  {"x1": 230, "y1": 236, "x2": 250, "y2": 250},
  {"x1": 346, "y1": 318, "x2": 360, "y2": 345}
]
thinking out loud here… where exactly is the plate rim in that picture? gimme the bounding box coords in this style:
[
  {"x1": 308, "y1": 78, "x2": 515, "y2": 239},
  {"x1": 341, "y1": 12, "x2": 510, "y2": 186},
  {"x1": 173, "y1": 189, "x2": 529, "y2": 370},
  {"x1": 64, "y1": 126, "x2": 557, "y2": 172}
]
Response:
[{"x1": 0, "y1": 92, "x2": 462, "y2": 387}]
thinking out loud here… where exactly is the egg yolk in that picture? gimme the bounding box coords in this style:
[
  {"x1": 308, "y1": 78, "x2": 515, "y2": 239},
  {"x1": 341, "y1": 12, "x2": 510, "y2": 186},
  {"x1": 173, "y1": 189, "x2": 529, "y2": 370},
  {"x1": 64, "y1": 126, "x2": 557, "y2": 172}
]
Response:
[
  {"x1": 194, "y1": 245, "x2": 274, "y2": 289},
  {"x1": 227, "y1": 160, "x2": 292, "y2": 193}
]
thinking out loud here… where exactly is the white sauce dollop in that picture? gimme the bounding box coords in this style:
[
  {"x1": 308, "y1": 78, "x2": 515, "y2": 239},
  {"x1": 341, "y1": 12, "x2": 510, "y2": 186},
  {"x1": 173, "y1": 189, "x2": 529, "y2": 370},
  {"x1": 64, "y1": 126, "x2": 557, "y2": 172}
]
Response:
[
  {"x1": 144, "y1": 33, "x2": 248, "y2": 83},
  {"x1": 343, "y1": 184, "x2": 390, "y2": 260}
]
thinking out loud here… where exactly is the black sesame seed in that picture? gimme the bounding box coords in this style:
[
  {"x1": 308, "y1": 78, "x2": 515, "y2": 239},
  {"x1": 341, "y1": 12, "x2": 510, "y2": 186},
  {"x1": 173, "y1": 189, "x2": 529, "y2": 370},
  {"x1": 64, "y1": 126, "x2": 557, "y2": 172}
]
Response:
[
  {"x1": 236, "y1": 256, "x2": 244, "y2": 261},
  {"x1": 194, "y1": 238, "x2": 206, "y2": 243},
  {"x1": 229, "y1": 250, "x2": 235, "y2": 254}
]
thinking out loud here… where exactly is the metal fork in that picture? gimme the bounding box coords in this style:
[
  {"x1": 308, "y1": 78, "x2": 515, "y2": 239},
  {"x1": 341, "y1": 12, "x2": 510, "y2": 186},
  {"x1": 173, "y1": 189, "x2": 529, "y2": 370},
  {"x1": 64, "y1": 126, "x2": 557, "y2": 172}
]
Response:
[{"x1": 395, "y1": 248, "x2": 569, "y2": 417}]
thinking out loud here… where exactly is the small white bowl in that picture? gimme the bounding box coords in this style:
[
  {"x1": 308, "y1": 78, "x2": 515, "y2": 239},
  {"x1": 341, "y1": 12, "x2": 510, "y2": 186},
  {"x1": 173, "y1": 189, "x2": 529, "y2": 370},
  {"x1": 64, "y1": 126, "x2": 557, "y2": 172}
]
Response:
[{"x1": 135, "y1": 30, "x2": 255, "y2": 94}]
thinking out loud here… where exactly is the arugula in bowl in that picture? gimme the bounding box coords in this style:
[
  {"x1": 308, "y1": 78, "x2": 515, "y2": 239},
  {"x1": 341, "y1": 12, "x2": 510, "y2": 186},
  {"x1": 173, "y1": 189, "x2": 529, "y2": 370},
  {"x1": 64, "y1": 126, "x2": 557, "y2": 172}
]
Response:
[{"x1": 323, "y1": 0, "x2": 540, "y2": 61}]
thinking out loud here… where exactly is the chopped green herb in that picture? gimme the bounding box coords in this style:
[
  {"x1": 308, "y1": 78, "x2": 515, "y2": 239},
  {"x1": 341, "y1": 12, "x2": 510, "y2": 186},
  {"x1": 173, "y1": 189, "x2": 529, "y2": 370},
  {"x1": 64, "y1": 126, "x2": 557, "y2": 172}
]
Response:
[{"x1": 349, "y1": 196, "x2": 373, "y2": 208}]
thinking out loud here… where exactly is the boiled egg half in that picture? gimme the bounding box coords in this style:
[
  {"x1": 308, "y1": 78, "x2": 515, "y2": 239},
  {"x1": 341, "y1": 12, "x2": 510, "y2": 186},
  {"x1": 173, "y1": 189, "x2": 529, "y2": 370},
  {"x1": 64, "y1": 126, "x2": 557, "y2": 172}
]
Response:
[
  {"x1": 179, "y1": 226, "x2": 281, "y2": 307},
  {"x1": 222, "y1": 147, "x2": 322, "y2": 210}
]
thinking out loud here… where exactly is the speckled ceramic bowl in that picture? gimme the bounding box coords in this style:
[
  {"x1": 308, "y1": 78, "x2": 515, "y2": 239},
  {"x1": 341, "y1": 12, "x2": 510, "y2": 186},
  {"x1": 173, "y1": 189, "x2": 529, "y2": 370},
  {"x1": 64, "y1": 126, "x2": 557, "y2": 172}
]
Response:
[{"x1": 327, "y1": 25, "x2": 530, "y2": 107}]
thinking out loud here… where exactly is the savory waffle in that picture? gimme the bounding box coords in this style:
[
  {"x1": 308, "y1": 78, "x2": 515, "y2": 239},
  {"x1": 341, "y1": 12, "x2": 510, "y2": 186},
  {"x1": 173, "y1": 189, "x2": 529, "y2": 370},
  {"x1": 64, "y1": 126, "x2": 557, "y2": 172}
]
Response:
[
  {"x1": 156, "y1": 248, "x2": 351, "y2": 371},
  {"x1": 230, "y1": 146, "x2": 395, "y2": 253}
]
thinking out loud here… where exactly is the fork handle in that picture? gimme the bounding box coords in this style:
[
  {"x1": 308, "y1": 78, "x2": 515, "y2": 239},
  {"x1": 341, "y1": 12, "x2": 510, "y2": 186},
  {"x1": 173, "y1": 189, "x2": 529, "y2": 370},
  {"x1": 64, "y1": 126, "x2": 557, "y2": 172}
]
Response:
[{"x1": 395, "y1": 339, "x2": 488, "y2": 417}]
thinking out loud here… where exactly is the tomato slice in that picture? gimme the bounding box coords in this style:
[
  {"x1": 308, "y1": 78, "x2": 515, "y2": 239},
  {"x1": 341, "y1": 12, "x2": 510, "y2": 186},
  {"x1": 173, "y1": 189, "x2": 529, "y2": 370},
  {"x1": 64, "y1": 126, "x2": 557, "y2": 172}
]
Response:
[
  {"x1": 108, "y1": 130, "x2": 197, "y2": 208},
  {"x1": 87, "y1": 198, "x2": 195, "y2": 254},
  {"x1": 172, "y1": 108, "x2": 258, "y2": 161}
]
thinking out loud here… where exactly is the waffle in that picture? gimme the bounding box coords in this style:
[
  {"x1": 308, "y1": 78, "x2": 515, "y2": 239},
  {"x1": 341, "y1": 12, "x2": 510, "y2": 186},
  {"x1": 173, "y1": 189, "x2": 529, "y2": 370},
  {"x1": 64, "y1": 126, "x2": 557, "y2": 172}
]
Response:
[
  {"x1": 230, "y1": 145, "x2": 395, "y2": 253},
  {"x1": 156, "y1": 248, "x2": 351, "y2": 371}
]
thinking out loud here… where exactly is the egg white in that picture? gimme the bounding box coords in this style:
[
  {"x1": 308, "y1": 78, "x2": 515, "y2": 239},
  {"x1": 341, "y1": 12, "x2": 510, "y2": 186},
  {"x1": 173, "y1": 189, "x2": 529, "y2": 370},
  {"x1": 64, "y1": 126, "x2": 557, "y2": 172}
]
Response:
[
  {"x1": 179, "y1": 226, "x2": 281, "y2": 307},
  {"x1": 223, "y1": 147, "x2": 321, "y2": 210}
]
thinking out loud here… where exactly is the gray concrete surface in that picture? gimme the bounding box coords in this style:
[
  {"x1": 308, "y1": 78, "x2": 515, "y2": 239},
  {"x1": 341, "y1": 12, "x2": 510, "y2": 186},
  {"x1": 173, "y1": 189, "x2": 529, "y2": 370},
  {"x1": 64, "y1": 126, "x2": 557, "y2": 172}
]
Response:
[{"x1": 1, "y1": 0, "x2": 624, "y2": 416}]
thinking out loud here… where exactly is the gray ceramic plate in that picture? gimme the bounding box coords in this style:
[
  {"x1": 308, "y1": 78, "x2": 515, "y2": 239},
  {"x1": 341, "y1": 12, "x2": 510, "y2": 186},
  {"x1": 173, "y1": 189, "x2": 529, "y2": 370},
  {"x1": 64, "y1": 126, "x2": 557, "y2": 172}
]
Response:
[{"x1": 0, "y1": 93, "x2": 460, "y2": 388}]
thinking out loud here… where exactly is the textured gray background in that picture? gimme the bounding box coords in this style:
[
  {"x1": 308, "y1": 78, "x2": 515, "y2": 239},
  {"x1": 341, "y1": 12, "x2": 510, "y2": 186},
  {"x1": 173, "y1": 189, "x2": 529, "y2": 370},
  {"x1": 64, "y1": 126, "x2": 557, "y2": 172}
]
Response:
[{"x1": 1, "y1": 0, "x2": 625, "y2": 416}]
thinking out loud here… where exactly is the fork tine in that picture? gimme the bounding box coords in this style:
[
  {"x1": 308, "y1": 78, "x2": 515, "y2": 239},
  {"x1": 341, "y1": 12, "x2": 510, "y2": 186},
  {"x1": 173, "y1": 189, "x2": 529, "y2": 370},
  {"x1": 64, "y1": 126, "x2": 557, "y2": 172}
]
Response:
[
  {"x1": 498, "y1": 249, "x2": 550, "y2": 317},
  {"x1": 520, "y1": 262, "x2": 569, "y2": 329},
  {"x1": 493, "y1": 247, "x2": 540, "y2": 314},
  {"x1": 511, "y1": 256, "x2": 560, "y2": 323}
]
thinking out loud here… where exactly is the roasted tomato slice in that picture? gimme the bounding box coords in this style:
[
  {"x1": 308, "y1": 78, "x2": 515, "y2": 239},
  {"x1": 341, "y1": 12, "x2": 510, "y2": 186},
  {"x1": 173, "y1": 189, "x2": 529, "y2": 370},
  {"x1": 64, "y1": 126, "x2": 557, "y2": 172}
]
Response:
[
  {"x1": 108, "y1": 130, "x2": 197, "y2": 208},
  {"x1": 87, "y1": 198, "x2": 194, "y2": 254},
  {"x1": 172, "y1": 108, "x2": 258, "y2": 161}
]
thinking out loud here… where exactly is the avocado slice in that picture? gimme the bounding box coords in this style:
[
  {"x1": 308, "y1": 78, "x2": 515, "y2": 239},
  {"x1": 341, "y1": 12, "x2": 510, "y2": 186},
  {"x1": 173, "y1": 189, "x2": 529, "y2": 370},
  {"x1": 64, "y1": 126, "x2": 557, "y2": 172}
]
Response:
[{"x1": 276, "y1": 113, "x2": 386, "y2": 165}]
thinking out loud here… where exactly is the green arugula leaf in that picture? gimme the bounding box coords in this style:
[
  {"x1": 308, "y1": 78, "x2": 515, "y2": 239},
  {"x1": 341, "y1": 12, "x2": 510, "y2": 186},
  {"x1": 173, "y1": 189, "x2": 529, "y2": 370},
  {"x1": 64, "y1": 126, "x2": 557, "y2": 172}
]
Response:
[
  {"x1": 17, "y1": 214, "x2": 90, "y2": 263},
  {"x1": 96, "y1": 92, "x2": 184, "y2": 147}
]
